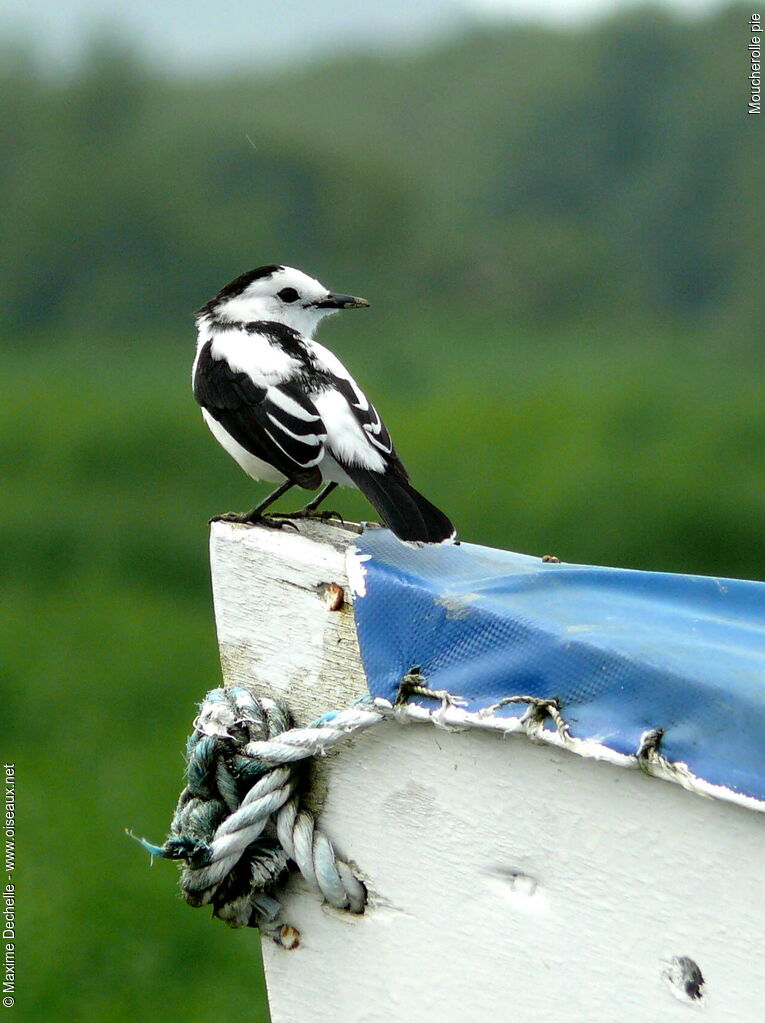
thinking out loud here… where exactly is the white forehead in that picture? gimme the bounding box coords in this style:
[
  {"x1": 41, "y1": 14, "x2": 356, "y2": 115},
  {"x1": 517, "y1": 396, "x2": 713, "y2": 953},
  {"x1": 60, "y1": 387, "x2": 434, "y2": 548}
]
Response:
[{"x1": 242, "y1": 266, "x2": 328, "y2": 301}]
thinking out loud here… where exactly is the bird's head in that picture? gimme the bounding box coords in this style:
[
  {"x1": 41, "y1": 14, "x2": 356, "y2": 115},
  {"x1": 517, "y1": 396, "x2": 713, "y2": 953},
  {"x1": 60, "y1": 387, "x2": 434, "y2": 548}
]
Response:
[{"x1": 198, "y1": 265, "x2": 369, "y2": 336}]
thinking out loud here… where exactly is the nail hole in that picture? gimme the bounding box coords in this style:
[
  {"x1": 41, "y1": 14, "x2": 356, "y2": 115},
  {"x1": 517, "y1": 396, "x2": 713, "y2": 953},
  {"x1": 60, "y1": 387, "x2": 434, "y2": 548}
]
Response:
[{"x1": 663, "y1": 955, "x2": 705, "y2": 1003}]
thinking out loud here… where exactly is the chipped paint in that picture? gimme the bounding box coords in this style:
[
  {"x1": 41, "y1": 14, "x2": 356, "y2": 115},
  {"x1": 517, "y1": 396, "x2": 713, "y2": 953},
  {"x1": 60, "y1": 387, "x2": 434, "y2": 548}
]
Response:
[{"x1": 346, "y1": 547, "x2": 371, "y2": 598}]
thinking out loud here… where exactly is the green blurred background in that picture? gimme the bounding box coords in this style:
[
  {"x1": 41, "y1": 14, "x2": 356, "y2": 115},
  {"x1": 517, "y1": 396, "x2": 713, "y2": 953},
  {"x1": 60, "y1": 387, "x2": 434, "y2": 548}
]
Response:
[{"x1": 2, "y1": 1, "x2": 762, "y2": 1019}]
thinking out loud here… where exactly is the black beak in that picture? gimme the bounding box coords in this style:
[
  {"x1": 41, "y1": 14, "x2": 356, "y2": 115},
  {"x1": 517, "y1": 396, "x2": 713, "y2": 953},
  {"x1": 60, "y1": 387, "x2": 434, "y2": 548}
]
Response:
[{"x1": 316, "y1": 293, "x2": 370, "y2": 310}]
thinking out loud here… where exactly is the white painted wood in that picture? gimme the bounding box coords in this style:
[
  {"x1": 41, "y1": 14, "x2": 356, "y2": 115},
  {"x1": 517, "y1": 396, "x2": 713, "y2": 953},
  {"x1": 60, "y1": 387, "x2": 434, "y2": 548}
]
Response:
[{"x1": 210, "y1": 521, "x2": 765, "y2": 1023}]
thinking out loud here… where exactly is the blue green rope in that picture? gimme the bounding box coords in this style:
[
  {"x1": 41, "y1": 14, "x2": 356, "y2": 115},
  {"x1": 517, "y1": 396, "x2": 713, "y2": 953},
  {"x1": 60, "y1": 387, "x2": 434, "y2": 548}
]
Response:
[{"x1": 132, "y1": 685, "x2": 367, "y2": 933}]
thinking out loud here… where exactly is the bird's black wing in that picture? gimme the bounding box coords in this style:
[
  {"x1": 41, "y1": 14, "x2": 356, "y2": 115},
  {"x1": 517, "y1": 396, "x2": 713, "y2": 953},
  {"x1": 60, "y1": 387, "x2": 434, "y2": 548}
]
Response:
[{"x1": 194, "y1": 340, "x2": 325, "y2": 488}]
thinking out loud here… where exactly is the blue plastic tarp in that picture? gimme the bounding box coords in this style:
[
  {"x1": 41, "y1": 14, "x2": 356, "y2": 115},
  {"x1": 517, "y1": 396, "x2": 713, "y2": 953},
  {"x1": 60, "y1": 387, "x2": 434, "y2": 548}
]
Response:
[{"x1": 351, "y1": 530, "x2": 765, "y2": 805}]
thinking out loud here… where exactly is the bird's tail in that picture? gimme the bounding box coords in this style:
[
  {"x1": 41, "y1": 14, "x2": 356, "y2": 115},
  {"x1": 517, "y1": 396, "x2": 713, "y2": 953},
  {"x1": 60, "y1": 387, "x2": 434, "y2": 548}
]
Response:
[{"x1": 342, "y1": 465, "x2": 456, "y2": 544}]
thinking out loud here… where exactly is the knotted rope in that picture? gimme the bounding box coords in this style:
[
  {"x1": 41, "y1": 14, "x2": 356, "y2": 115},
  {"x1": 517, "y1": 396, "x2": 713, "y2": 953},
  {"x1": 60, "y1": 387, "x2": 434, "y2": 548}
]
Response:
[{"x1": 134, "y1": 685, "x2": 372, "y2": 941}]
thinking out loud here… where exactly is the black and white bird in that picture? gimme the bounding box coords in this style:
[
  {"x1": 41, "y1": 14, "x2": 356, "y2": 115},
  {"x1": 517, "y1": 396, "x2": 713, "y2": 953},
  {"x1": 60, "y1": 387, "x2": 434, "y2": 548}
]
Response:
[{"x1": 192, "y1": 265, "x2": 456, "y2": 543}]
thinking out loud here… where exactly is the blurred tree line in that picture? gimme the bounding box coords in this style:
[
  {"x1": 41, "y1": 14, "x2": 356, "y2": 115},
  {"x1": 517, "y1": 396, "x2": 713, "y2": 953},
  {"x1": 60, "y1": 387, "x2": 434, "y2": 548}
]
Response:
[{"x1": 1, "y1": 3, "x2": 760, "y2": 340}]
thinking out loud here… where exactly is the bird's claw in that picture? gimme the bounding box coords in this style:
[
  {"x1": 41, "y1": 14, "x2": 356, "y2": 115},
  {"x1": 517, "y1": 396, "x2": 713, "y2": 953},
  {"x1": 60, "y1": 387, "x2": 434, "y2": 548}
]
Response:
[
  {"x1": 209, "y1": 512, "x2": 299, "y2": 532},
  {"x1": 306, "y1": 508, "x2": 345, "y2": 524},
  {"x1": 209, "y1": 511, "x2": 251, "y2": 525},
  {"x1": 277, "y1": 508, "x2": 345, "y2": 525},
  {"x1": 263, "y1": 516, "x2": 300, "y2": 532}
]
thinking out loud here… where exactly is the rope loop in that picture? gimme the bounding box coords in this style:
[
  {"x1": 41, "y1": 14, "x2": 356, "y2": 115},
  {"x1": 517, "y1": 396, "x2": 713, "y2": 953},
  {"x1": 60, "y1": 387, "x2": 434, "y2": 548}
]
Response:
[{"x1": 136, "y1": 685, "x2": 369, "y2": 936}]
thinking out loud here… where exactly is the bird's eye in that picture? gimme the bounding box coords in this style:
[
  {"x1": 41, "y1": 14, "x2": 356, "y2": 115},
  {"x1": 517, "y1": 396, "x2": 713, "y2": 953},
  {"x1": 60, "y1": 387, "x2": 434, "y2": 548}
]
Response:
[{"x1": 278, "y1": 287, "x2": 299, "y2": 303}]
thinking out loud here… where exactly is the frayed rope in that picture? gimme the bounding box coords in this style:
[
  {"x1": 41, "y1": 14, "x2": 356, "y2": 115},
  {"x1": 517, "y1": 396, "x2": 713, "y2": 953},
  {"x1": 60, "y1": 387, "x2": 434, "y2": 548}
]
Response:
[{"x1": 130, "y1": 685, "x2": 378, "y2": 939}]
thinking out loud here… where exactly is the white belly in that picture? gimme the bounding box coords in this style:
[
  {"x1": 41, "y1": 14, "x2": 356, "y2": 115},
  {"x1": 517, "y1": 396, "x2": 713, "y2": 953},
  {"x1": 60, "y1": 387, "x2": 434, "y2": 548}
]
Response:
[
  {"x1": 202, "y1": 410, "x2": 287, "y2": 484},
  {"x1": 202, "y1": 411, "x2": 361, "y2": 491},
  {"x1": 317, "y1": 454, "x2": 354, "y2": 488}
]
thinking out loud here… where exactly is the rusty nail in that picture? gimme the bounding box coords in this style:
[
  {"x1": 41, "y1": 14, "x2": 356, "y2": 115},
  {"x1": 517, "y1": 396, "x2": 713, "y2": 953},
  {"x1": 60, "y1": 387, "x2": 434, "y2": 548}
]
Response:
[
  {"x1": 322, "y1": 583, "x2": 345, "y2": 611},
  {"x1": 274, "y1": 924, "x2": 300, "y2": 950}
]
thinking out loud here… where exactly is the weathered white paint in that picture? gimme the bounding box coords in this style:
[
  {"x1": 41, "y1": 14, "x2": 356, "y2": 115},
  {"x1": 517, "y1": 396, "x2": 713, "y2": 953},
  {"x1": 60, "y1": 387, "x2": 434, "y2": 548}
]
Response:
[{"x1": 210, "y1": 521, "x2": 765, "y2": 1023}]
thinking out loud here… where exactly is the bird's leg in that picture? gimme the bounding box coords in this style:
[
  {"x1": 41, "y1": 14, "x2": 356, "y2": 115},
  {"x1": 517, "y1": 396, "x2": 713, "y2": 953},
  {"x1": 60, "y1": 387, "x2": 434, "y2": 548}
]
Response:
[
  {"x1": 210, "y1": 480, "x2": 298, "y2": 528},
  {"x1": 279, "y1": 482, "x2": 344, "y2": 523},
  {"x1": 303, "y1": 481, "x2": 339, "y2": 516}
]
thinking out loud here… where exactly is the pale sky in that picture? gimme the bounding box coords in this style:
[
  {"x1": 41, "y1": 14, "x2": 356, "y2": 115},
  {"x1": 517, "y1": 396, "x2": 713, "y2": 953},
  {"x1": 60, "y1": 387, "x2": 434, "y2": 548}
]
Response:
[
  {"x1": 470, "y1": 0, "x2": 721, "y2": 16},
  {"x1": 0, "y1": 0, "x2": 726, "y2": 72}
]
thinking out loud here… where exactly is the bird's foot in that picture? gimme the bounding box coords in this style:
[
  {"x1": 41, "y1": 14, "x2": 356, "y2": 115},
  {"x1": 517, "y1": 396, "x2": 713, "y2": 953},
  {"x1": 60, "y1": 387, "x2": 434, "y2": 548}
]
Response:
[
  {"x1": 309, "y1": 508, "x2": 344, "y2": 524},
  {"x1": 307, "y1": 508, "x2": 345, "y2": 524},
  {"x1": 278, "y1": 507, "x2": 345, "y2": 525},
  {"x1": 209, "y1": 511, "x2": 299, "y2": 531},
  {"x1": 209, "y1": 511, "x2": 251, "y2": 525},
  {"x1": 262, "y1": 515, "x2": 300, "y2": 532}
]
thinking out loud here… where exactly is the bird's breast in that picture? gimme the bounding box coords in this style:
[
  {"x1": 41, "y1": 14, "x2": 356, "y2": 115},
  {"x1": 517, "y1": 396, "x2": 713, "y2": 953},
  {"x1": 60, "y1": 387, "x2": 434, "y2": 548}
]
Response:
[{"x1": 211, "y1": 330, "x2": 301, "y2": 384}]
